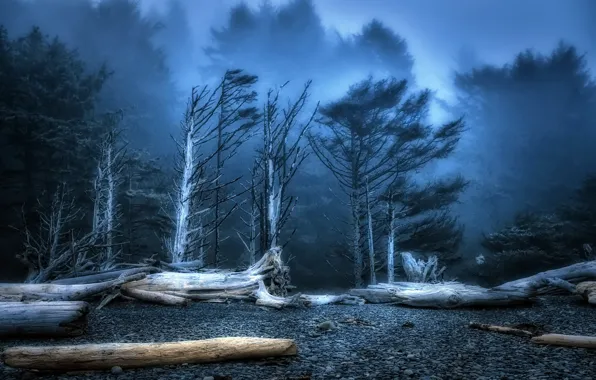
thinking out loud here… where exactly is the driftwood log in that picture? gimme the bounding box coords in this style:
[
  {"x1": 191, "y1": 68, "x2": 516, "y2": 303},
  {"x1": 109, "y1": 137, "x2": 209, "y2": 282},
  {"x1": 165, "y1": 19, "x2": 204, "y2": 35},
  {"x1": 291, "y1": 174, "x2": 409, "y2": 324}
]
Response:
[
  {"x1": 50, "y1": 267, "x2": 161, "y2": 285},
  {"x1": 531, "y1": 334, "x2": 596, "y2": 348},
  {"x1": 350, "y1": 261, "x2": 596, "y2": 308},
  {"x1": 0, "y1": 301, "x2": 89, "y2": 338},
  {"x1": 1, "y1": 337, "x2": 297, "y2": 370},
  {"x1": 0, "y1": 273, "x2": 145, "y2": 302},
  {"x1": 492, "y1": 260, "x2": 596, "y2": 295},
  {"x1": 350, "y1": 282, "x2": 533, "y2": 308}
]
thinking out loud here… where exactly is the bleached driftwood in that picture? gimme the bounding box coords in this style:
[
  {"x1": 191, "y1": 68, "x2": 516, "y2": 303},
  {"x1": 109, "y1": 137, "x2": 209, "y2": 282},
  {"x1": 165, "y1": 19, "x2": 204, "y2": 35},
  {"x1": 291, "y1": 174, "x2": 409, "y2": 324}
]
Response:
[
  {"x1": 401, "y1": 252, "x2": 446, "y2": 283},
  {"x1": 531, "y1": 334, "x2": 596, "y2": 349},
  {"x1": 492, "y1": 260, "x2": 596, "y2": 295},
  {"x1": 0, "y1": 301, "x2": 89, "y2": 338},
  {"x1": 540, "y1": 279, "x2": 596, "y2": 305},
  {"x1": 350, "y1": 282, "x2": 532, "y2": 308},
  {"x1": 51, "y1": 267, "x2": 161, "y2": 285},
  {"x1": 350, "y1": 260, "x2": 596, "y2": 309},
  {"x1": 468, "y1": 322, "x2": 534, "y2": 338},
  {"x1": 1, "y1": 337, "x2": 297, "y2": 371},
  {"x1": 0, "y1": 273, "x2": 145, "y2": 302},
  {"x1": 117, "y1": 248, "x2": 291, "y2": 306}
]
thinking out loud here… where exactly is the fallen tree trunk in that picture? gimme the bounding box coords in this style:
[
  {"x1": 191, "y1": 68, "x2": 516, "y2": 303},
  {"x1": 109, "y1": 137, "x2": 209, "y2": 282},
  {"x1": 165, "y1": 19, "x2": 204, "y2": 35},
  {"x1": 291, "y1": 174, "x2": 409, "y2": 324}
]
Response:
[
  {"x1": 51, "y1": 267, "x2": 161, "y2": 285},
  {"x1": 119, "y1": 248, "x2": 289, "y2": 306},
  {"x1": 531, "y1": 334, "x2": 596, "y2": 348},
  {"x1": 0, "y1": 273, "x2": 145, "y2": 302},
  {"x1": 0, "y1": 301, "x2": 89, "y2": 338},
  {"x1": 120, "y1": 288, "x2": 189, "y2": 306},
  {"x1": 1, "y1": 337, "x2": 297, "y2": 371},
  {"x1": 492, "y1": 260, "x2": 596, "y2": 295},
  {"x1": 350, "y1": 282, "x2": 533, "y2": 308},
  {"x1": 350, "y1": 261, "x2": 596, "y2": 309}
]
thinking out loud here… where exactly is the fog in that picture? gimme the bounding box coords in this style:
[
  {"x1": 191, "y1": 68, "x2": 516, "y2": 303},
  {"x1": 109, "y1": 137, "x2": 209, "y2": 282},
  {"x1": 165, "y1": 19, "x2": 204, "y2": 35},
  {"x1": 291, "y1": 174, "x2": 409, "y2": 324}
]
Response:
[{"x1": 1, "y1": 0, "x2": 595, "y2": 287}]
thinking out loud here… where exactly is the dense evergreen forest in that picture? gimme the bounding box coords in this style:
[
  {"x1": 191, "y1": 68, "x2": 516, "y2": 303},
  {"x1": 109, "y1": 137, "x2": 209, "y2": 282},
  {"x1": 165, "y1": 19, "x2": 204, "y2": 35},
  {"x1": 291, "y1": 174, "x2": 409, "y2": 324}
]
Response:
[{"x1": 1, "y1": 0, "x2": 595, "y2": 289}]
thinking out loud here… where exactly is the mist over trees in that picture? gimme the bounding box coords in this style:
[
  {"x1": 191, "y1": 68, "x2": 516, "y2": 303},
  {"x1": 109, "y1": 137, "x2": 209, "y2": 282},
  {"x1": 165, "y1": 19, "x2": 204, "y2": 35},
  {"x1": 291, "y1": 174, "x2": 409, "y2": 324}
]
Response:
[{"x1": 0, "y1": 0, "x2": 595, "y2": 288}]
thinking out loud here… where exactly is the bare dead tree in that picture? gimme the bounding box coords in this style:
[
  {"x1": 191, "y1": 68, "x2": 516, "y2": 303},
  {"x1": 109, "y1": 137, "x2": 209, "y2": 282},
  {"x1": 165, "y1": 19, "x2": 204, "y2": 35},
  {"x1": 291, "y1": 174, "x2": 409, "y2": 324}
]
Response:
[
  {"x1": 167, "y1": 72, "x2": 259, "y2": 266},
  {"x1": 252, "y1": 81, "x2": 318, "y2": 253},
  {"x1": 236, "y1": 160, "x2": 261, "y2": 265},
  {"x1": 92, "y1": 116, "x2": 127, "y2": 270},
  {"x1": 13, "y1": 183, "x2": 102, "y2": 283},
  {"x1": 309, "y1": 77, "x2": 464, "y2": 287}
]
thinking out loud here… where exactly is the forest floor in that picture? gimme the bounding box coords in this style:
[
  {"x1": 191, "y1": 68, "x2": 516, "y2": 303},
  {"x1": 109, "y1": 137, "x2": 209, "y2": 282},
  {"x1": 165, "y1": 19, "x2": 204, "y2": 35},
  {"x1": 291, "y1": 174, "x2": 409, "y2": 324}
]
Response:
[{"x1": 0, "y1": 295, "x2": 595, "y2": 380}]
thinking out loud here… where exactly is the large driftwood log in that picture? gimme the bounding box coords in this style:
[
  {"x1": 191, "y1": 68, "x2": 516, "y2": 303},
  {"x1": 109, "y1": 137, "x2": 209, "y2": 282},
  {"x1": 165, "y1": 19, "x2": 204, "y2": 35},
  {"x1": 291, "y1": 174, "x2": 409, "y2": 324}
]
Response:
[
  {"x1": 492, "y1": 260, "x2": 596, "y2": 295},
  {"x1": 51, "y1": 267, "x2": 161, "y2": 285},
  {"x1": 0, "y1": 273, "x2": 145, "y2": 302},
  {"x1": 350, "y1": 282, "x2": 533, "y2": 308},
  {"x1": 118, "y1": 248, "x2": 292, "y2": 306},
  {"x1": 531, "y1": 334, "x2": 596, "y2": 348},
  {"x1": 0, "y1": 301, "x2": 89, "y2": 338},
  {"x1": 350, "y1": 260, "x2": 596, "y2": 309},
  {"x1": 1, "y1": 337, "x2": 297, "y2": 370}
]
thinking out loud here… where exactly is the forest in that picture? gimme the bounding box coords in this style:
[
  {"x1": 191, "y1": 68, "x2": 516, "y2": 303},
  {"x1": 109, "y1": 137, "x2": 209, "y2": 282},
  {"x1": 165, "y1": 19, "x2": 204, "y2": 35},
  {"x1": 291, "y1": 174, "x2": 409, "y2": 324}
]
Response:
[{"x1": 0, "y1": 0, "x2": 595, "y2": 291}]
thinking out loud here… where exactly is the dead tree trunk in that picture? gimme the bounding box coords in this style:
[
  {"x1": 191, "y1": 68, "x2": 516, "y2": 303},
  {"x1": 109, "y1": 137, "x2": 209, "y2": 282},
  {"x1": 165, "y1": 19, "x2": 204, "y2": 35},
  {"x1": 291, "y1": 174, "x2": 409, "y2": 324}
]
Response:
[
  {"x1": 0, "y1": 301, "x2": 89, "y2": 338},
  {"x1": 492, "y1": 260, "x2": 596, "y2": 295},
  {"x1": 0, "y1": 273, "x2": 145, "y2": 301},
  {"x1": 1, "y1": 337, "x2": 297, "y2": 371}
]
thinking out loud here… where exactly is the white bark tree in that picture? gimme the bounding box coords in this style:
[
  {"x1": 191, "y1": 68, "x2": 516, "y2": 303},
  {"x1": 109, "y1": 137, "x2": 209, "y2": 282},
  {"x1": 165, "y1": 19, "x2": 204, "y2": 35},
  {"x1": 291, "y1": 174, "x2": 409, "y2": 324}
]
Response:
[
  {"x1": 254, "y1": 81, "x2": 317, "y2": 253},
  {"x1": 92, "y1": 119, "x2": 126, "y2": 271},
  {"x1": 168, "y1": 72, "x2": 259, "y2": 265}
]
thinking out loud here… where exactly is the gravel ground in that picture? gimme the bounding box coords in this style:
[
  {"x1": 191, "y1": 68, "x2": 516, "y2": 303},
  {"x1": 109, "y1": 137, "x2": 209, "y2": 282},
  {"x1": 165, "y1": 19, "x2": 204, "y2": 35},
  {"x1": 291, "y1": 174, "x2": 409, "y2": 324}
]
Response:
[{"x1": 1, "y1": 295, "x2": 595, "y2": 380}]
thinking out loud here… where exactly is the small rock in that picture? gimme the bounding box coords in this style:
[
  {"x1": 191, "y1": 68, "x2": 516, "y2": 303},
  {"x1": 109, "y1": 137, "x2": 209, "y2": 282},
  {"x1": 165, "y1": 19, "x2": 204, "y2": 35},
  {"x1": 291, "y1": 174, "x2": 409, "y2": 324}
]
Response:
[
  {"x1": 111, "y1": 366, "x2": 123, "y2": 375},
  {"x1": 402, "y1": 321, "x2": 414, "y2": 328},
  {"x1": 404, "y1": 369, "x2": 414, "y2": 376},
  {"x1": 318, "y1": 320, "x2": 337, "y2": 330},
  {"x1": 203, "y1": 376, "x2": 215, "y2": 380}
]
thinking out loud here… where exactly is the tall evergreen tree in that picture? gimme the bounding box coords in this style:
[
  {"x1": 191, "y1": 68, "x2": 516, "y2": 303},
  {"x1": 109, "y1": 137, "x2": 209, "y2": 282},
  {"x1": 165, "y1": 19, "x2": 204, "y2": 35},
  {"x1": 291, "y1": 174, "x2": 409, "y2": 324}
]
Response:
[{"x1": 309, "y1": 77, "x2": 465, "y2": 286}]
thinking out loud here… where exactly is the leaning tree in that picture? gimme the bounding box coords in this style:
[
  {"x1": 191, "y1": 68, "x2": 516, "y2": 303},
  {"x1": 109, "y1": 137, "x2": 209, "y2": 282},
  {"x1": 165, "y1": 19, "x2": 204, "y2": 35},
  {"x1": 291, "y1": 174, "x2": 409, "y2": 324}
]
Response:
[{"x1": 309, "y1": 77, "x2": 465, "y2": 287}]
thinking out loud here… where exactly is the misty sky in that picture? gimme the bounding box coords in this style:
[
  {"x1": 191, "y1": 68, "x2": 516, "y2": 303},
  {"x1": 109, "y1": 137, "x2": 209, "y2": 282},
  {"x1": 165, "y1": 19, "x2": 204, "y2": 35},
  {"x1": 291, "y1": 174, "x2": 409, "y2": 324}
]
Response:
[{"x1": 136, "y1": 0, "x2": 592, "y2": 106}]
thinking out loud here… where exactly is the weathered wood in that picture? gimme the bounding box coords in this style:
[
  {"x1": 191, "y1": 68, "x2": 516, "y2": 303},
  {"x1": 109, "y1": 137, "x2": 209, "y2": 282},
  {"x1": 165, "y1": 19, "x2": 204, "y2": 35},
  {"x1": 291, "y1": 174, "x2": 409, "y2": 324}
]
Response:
[
  {"x1": 1, "y1": 337, "x2": 298, "y2": 370},
  {"x1": 468, "y1": 322, "x2": 534, "y2": 337},
  {"x1": 0, "y1": 301, "x2": 89, "y2": 338},
  {"x1": 120, "y1": 288, "x2": 189, "y2": 306},
  {"x1": 0, "y1": 273, "x2": 145, "y2": 302},
  {"x1": 575, "y1": 281, "x2": 596, "y2": 305},
  {"x1": 492, "y1": 261, "x2": 596, "y2": 295},
  {"x1": 51, "y1": 267, "x2": 161, "y2": 285},
  {"x1": 350, "y1": 282, "x2": 532, "y2": 308},
  {"x1": 531, "y1": 334, "x2": 596, "y2": 348}
]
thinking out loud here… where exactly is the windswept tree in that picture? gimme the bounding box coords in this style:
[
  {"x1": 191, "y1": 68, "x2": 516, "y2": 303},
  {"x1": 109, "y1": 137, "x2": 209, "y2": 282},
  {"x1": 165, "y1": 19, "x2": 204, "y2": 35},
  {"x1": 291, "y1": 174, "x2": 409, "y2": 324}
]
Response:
[
  {"x1": 309, "y1": 77, "x2": 464, "y2": 286},
  {"x1": 167, "y1": 70, "x2": 259, "y2": 265},
  {"x1": 211, "y1": 70, "x2": 260, "y2": 265},
  {"x1": 237, "y1": 82, "x2": 316, "y2": 263}
]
